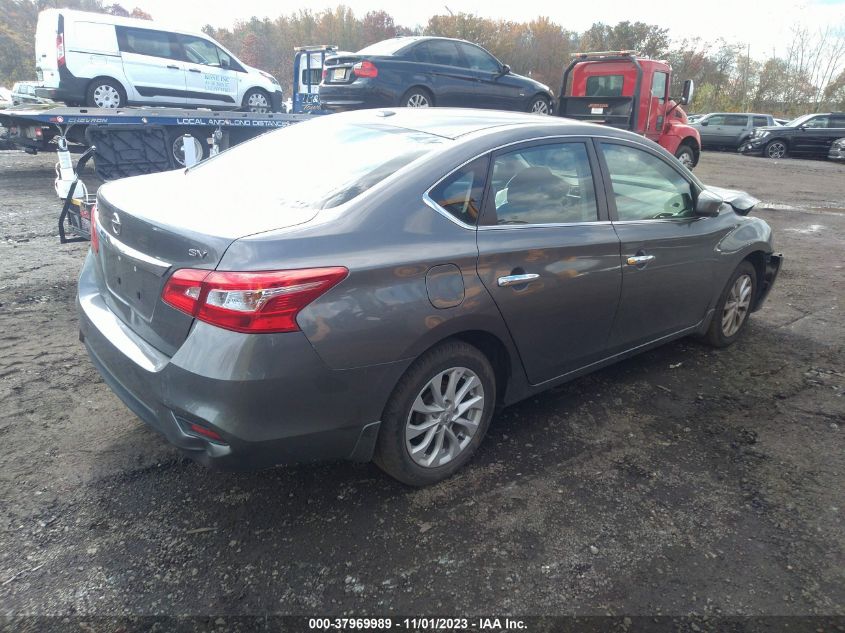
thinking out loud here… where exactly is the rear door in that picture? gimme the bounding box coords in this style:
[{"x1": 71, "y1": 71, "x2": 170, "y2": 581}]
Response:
[
  {"x1": 412, "y1": 40, "x2": 478, "y2": 106},
  {"x1": 722, "y1": 114, "x2": 751, "y2": 148},
  {"x1": 35, "y1": 11, "x2": 59, "y2": 86},
  {"x1": 474, "y1": 139, "x2": 622, "y2": 384},
  {"x1": 792, "y1": 114, "x2": 830, "y2": 155},
  {"x1": 116, "y1": 26, "x2": 187, "y2": 105},
  {"x1": 596, "y1": 140, "x2": 731, "y2": 351},
  {"x1": 177, "y1": 34, "x2": 240, "y2": 107}
]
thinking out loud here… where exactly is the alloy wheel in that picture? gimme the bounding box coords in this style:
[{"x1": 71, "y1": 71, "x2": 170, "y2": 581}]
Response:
[
  {"x1": 767, "y1": 142, "x2": 786, "y2": 159},
  {"x1": 405, "y1": 366, "x2": 484, "y2": 468},
  {"x1": 531, "y1": 99, "x2": 550, "y2": 114},
  {"x1": 677, "y1": 151, "x2": 694, "y2": 169},
  {"x1": 247, "y1": 92, "x2": 270, "y2": 112},
  {"x1": 721, "y1": 274, "x2": 753, "y2": 337},
  {"x1": 93, "y1": 84, "x2": 121, "y2": 108},
  {"x1": 406, "y1": 93, "x2": 430, "y2": 107}
]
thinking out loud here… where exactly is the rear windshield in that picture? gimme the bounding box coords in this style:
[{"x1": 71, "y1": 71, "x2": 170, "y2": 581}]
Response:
[
  {"x1": 187, "y1": 118, "x2": 446, "y2": 209},
  {"x1": 356, "y1": 38, "x2": 414, "y2": 56}
]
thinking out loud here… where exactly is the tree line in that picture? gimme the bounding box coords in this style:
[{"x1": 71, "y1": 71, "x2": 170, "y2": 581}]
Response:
[{"x1": 2, "y1": 0, "x2": 843, "y2": 116}]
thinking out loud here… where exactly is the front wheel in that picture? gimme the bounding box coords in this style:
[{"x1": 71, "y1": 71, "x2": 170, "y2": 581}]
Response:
[
  {"x1": 528, "y1": 95, "x2": 551, "y2": 115},
  {"x1": 674, "y1": 144, "x2": 696, "y2": 169},
  {"x1": 704, "y1": 261, "x2": 757, "y2": 348},
  {"x1": 374, "y1": 341, "x2": 496, "y2": 486},
  {"x1": 241, "y1": 88, "x2": 271, "y2": 113},
  {"x1": 765, "y1": 140, "x2": 787, "y2": 159}
]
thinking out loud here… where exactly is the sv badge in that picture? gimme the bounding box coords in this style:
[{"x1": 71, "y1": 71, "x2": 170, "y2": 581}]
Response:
[{"x1": 188, "y1": 248, "x2": 208, "y2": 258}]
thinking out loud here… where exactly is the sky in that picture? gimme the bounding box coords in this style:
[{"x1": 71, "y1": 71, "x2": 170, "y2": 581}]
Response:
[{"x1": 130, "y1": 0, "x2": 845, "y2": 58}]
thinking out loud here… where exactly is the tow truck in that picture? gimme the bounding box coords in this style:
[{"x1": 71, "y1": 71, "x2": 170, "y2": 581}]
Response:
[{"x1": 556, "y1": 51, "x2": 701, "y2": 169}]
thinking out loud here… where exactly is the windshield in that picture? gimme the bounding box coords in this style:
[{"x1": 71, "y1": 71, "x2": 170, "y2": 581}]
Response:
[
  {"x1": 357, "y1": 38, "x2": 415, "y2": 56},
  {"x1": 786, "y1": 114, "x2": 815, "y2": 127},
  {"x1": 187, "y1": 118, "x2": 447, "y2": 210}
]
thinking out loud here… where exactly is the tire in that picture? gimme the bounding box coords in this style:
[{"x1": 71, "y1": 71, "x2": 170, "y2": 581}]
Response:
[
  {"x1": 85, "y1": 78, "x2": 126, "y2": 109},
  {"x1": 704, "y1": 261, "x2": 757, "y2": 348},
  {"x1": 674, "y1": 144, "x2": 696, "y2": 169},
  {"x1": 241, "y1": 88, "x2": 271, "y2": 113},
  {"x1": 169, "y1": 130, "x2": 208, "y2": 167},
  {"x1": 374, "y1": 340, "x2": 496, "y2": 486},
  {"x1": 528, "y1": 95, "x2": 551, "y2": 115},
  {"x1": 765, "y1": 139, "x2": 787, "y2": 159},
  {"x1": 400, "y1": 87, "x2": 433, "y2": 108}
]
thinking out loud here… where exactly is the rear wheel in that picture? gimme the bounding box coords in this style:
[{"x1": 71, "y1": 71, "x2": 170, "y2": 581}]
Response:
[
  {"x1": 85, "y1": 78, "x2": 126, "y2": 108},
  {"x1": 374, "y1": 340, "x2": 496, "y2": 486},
  {"x1": 704, "y1": 261, "x2": 757, "y2": 348},
  {"x1": 400, "y1": 87, "x2": 433, "y2": 108},
  {"x1": 765, "y1": 140, "x2": 787, "y2": 159}
]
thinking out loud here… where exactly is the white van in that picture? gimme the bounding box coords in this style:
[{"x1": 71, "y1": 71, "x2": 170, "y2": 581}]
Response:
[{"x1": 35, "y1": 9, "x2": 283, "y2": 112}]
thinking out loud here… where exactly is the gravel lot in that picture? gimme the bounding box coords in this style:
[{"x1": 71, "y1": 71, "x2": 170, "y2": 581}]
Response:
[{"x1": 0, "y1": 149, "x2": 843, "y2": 626}]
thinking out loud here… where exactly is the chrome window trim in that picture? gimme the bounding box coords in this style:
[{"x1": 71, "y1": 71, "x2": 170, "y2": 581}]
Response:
[
  {"x1": 423, "y1": 133, "x2": 642, "y2": 230},
  {"x1": 478, "y1": 220, "x2": 613, "y2": 231}
]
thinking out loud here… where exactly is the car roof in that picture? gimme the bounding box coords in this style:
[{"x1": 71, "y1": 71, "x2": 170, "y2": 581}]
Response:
[
  {"x1": 374, "y1": 35, "x2": 482, "y2": 49},
  {"x1": 331, "y1": 107, "x2": 644, "y2": 141}
]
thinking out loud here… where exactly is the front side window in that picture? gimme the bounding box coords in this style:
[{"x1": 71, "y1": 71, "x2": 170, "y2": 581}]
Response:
[
  {"x1": 180, "y1": 36, "x2": 221, "y2": 66},
  {"x1": 117, "y1": 27, "x2": 176, "y2": 59},
  {"x1": 601, "y1": 143, "x2": 695, "y2": 221},
  {"x1": 804, "y1": 116, "x2": 829, "y2": 128},
  {"x1": 586, "y1": 75, "x2": 624, "y2": 97},
  {"x1": 486, "y1": 142, "x2": 598, "y2": 225},
  {"x1": 457, "y1": 43, "x2": 500, "y2": 72},
  {"x1": 704, "y1": 114, "x2": 726, "y2": 125},
  {"x1": 651, "y1": 72, "x2": 667, "y2": 103},
  {"x1": 428, "y1": 156, "x2": 489, "y2": 225}
]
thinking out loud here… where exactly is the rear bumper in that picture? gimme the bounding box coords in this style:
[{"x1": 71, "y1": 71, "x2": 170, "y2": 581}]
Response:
[
  {"x1": 77, "y1": 252, "x2": 399, "y2": 469},
  {"x1": 319, "y1": 81, "x2": 396, "y2": 111},
  {"x1": 36, "y1": 66, "x2": 88, "y2": 104}
]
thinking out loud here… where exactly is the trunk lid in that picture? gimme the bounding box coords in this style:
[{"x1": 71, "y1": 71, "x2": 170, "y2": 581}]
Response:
[
  {"x1": 322, "y1": 54, "x2": 364, "y2": 84},
  {"x1": 94, "y1": 169, "x2": 318, "y2": 355}
]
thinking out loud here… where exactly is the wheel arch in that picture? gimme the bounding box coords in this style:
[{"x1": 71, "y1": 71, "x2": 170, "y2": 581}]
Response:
[
  {"x1": 86, "y1": 75, "x2": 129, "y2": 99},
  {"x1": 677, "y1": 136, "x2": 700, "y2": 167},
  {"x1": 400, "y1": 85, "x2": 435, "y2": 106},
  {"x1": 743, "y1": 250, "x2": 770, "y2": 310}
]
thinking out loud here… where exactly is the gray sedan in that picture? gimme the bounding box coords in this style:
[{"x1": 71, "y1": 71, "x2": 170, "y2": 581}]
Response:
[{"x1": 78, "y1": 109, "x2": 781, "y2": 486}]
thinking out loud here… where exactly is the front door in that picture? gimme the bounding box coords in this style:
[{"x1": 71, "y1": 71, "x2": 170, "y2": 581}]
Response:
[
  {"x1": 455, "y1": 42, "x2": 521, "y2": 110},
  {"x1": 475, "y1": 139, "x2": 622, "y2": 384},
  {"x1": 596, "y1": 140, "x2": 732, "y2": 352},
  {"x1": 177, "y1": 35, "x2": 240, "y2": 108},
  {"x1": 116, "y1": 26, "x2": 186, "y2": 105}
]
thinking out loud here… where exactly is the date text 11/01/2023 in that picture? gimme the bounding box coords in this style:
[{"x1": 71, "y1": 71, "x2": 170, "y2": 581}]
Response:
[{"x1": 308, "y1": 618, "x2": 527, "y2": 630}]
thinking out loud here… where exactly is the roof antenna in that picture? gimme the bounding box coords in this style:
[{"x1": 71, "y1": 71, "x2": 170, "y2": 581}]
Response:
[{"x1": 445, "y1": 5, "x2": 454, "y2": 15}]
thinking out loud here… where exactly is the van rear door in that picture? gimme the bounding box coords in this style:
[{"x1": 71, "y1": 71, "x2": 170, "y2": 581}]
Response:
[{"x1": 35, "y1": 10, "x2": 60, "y2": 86}]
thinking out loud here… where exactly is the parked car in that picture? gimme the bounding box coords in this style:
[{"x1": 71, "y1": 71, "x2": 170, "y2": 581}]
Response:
[
  {"x1": 740, "y1": 112, "x2": 845, "y2": 159},
  {"x1": 686, "y1": 113, "x2": 706, "y2": 123},
  {"x1": 774, "y1": 118, "x2": 790, "y2": 126},
  {"x1": 319, "y1": 36, "x2": 554, "y2": 114},
  {"x1": 829, "y1": 137, "x2": 845, "y2": 162},
  {"x1": 11, "y1": 81, "x2": 50, "y2": 105},
  {"x1": 691, "y1": 112, "x2": 778, "y2": 150},
  {"x1": 34, "y1": 9, "x2": 283, "y2": 111},
  {"x1": 78, "y1": 109, "x2": 781, "y2": 486},
  {"x1": 0, "y1": 86, "x2": 13, "y2": 108}
]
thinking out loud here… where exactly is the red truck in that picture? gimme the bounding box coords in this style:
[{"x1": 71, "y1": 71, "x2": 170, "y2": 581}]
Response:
[{"x1": 555, "y1": 51, "x2": 700, "y2": 169}]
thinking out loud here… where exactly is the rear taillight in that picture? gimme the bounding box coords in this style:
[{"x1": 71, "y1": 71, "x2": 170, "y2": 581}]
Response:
[
  {"x1": 56, "y1": 33, "x2": 65, "y2": 66},
  {"x1": 352, "y1": 60, "x2": 378, "y2": 78},
  {"x1": 321, "y1": 68, "x2": 328, "y2": 81},
  {"x1": 90, "y1": 204, "x2": 99, "y2": 253},
  {"x1": 162, "y1": 267, "x2": 348, "y2": 334}
]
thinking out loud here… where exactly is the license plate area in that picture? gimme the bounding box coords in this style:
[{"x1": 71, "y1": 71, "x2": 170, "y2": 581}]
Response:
[
  {"x1": 103, "y1": 249, "x2": 161, "y2": 320},
  {"x1": 332, "y1": 68, "x2": 348, "y2": 81}
]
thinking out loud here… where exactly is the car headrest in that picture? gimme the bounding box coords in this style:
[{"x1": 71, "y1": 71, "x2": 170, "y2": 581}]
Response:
[{"x1": 506, "y1": 166, "x2": 570, "y2": 210}]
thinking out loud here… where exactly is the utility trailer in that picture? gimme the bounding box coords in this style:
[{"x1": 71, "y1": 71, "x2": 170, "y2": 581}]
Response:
[{"x1": 0, "y1": 104, "x2": 316, "y2": 243}]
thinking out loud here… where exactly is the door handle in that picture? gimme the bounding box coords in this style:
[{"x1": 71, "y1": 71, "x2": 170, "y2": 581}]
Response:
[
  {"x1": 626, "y1": 255, "x2": 655, "y2": 266},
  {"x1": 498, "y1": 273, "x2": 540, "y2": 287},
  {"x1": 167, "y1": 65, "x2": 180, "y2": 70},
  {"x1": 188, "y1": 68, "x2": 202, "y2": 73}
]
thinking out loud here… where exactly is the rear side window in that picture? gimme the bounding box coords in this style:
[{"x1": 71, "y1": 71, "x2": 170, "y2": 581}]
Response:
[
  {"x1": 425, "y1": 40, "x2": 462, "y2": 67},
  {"x1": 117, "y1": 27, "x2": 177, "y2": 60},
  {"x1": 429, "y1": 157, "x2": 489, "y2": 226},
  {"x1": 724, "y1": 115, "x2": 749, "y2": 126},
  {"x1": 828, "y1": 116, "x2": 845, "y2": 128},
  {"x1": 188, "y1": 120, "x2": 448, "y2": 210},
  {"x1": 586, "y1": 75, "x2": 624, "y2": 97},
  {"x1": 752, "y1": 116, "x2": 769, "y2": 127},
  {"x1": 601, "y1": 143, "x2": 694, "y2": 221}
]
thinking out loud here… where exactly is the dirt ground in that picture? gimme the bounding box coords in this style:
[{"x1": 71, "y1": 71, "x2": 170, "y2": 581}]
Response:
[{"x1": 0, "y1": 149, "x2": 843, "y2": 626}]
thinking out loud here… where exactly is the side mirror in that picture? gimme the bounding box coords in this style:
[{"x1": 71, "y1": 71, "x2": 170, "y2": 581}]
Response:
[
  {"x1": 699, "y1": 120, "x2": 708, "y2": 126},
  {"x1": 680, "y1": 79, "x2": 694, "y2": 106},
  {"x1": 695, "y1": 189, "x2": 722, "y2": 217},
  {"x1": 500, "y1": 64, "x2": 511, "y2": 75}
]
